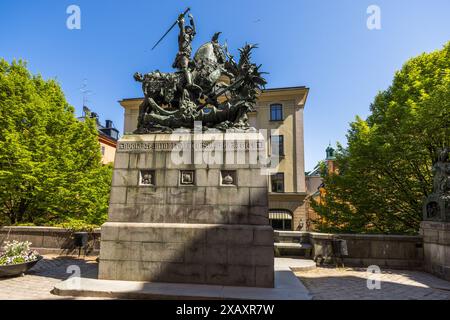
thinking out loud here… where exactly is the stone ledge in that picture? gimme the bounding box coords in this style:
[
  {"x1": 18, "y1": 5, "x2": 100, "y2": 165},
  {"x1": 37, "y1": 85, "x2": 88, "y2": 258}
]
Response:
[
  {"x1": 275, "y1": 230, "x2": 311, "y2": 237},
  {"x1": 0, "y1": 226, "x2": 101, "y2": 233},
  {"x1": 32, "y1": 247, "x2": 100, "y2": 256},
  {"x1": 102, "y1": 222, "x2": 273, "y2": 234},
  {"x1": 312, "y1": 233, "x2": 423, "y2": 242},
  {"x1": 274, "y1": 243, "x2": 312, "y2": 249},
  {"x1": 421, "y1": 221, "x2": 450, "y2": 231},
  {"x1": 52, "y1": 278, "x2": 310, "y2": 300}
]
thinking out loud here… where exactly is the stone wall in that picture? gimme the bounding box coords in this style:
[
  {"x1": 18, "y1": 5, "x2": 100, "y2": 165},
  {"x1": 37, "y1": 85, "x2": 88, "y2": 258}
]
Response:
[
  {"x1": 0, "y1": 226, "x2": 101, "y2": 256},
  {"x1": 274, "y1": 230, "x2": 423, "y2": 269},
  {"x1": 101, "y1": 222, "x2": 273, "y2": 287},
  {"x1": 421, "y1": 221, "x2": 450, "y2": 281},
  {"x1": 311, "y1": 233, "x2": 423, "y2": 270},
  {"x1": 2, "y1": 226, "x2": 425, "y2": 272}
]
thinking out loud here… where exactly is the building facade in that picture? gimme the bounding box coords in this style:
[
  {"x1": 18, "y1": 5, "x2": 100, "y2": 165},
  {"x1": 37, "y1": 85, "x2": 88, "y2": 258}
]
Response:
[
  {"x1": 119, "y1": 86, "x2": 310, "y2": 231},
  {"x1": 98, "y1": 129, "x2": 118, "y2": 164}
]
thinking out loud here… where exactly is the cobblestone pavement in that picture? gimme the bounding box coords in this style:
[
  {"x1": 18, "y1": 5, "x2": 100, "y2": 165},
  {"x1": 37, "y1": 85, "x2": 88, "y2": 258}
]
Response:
[
  {"x1": 295, "y1": 267, "x2": 450, "y2": 300},
  {"x1": 0, "y1": 255, "x2": 99, "y2": 300},
  {"x1": 3, "y1": 256, "x2": 450, "y2": 300}
]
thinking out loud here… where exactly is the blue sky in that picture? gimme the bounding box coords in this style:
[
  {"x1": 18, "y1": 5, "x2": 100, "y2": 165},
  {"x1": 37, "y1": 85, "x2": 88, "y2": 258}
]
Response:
[{"x1": 0, "y1": 0, "x2": 449, "y2": 171}]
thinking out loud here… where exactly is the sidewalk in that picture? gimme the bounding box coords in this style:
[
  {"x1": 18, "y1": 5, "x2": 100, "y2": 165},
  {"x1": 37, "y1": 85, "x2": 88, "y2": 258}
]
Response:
[{"x1": 295, "y1": 267, "x2": 450, "y2": 300}]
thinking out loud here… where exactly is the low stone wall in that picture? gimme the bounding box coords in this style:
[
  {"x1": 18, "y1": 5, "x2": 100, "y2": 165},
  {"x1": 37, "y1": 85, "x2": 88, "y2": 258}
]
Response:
[
  {"x1": 311, "y1": 233, "x2": 423, "y2": 270},
  {"x1": 0, "y1": 226, "x2": 101, "y2": 256},
  {"x1": 274, "y1": 230, "x2": 424, "y2": 270},
  {"x1": 1, "y1": 226, "x2": 425, "y2": 270}
]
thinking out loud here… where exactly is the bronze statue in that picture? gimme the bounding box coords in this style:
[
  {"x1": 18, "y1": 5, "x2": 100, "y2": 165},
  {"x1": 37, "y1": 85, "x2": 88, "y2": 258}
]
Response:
[
  {"x1": 424, "y1": 147, "x2": 450, "y2": 221},
  {"x1": 172, "y1": 13, "x2": 200, "y2": 91},
  {"x1": 134, "y1": 10, "x2": 267, "y2": 133},
  {"x1": 433, "y1": 148, "x2": 450, "y2": 194}
]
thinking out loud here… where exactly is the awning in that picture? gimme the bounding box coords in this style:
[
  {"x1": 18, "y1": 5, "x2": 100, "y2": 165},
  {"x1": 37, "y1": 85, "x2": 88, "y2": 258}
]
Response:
[{"x1": 269, "y1": 210, "x2": 292, "y2": 220}]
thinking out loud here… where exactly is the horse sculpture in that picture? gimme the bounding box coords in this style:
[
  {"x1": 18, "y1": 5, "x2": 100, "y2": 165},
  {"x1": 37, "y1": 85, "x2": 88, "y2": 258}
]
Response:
[{"x1": 134, "y1": 33, "x2": 267, "y2": 133}]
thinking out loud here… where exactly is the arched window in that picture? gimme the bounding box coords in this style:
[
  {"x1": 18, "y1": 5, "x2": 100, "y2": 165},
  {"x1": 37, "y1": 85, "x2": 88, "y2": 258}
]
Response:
[
  {"x1": 270, "y1": 104, "x2": 283, "y2": 121},
  {"x1": 269, "y1": 209, "x2": 292, "y2": 230}
]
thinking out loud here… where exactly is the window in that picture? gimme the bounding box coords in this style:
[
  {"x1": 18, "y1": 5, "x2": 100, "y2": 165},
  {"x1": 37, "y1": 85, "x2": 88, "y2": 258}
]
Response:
[
  {"x1": 101, "y1": 145, "x2": 106, "y2": 155},
  {"x1": 271, "y1": 173, "x2": 285, "y2": 193},
  {"x1": 271, "y1": 135, "x2": 284, "y2": 157},
  {"x1": 269, "y1": 210, "x2": 292, "y2": 230},
  {"x1": 270, "y1": 104, "x2": 283, "y2": 121}
]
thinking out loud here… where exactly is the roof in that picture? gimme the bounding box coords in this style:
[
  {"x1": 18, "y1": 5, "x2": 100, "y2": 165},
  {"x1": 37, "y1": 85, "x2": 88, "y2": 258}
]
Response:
[
  {"x1": 77, "y1": 116, "x2": 119, "y2": 142},
  {"x1": 262, "y1": 86, "x2": 307, "y2": 92},
  {"x1": 306, "y1": 168, "x2": 321, "y2": 177}
]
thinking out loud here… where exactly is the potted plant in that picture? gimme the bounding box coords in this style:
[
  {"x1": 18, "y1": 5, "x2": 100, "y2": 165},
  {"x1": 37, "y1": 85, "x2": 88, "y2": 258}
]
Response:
[{"x1": 0, "y1": 240, "x2": 42, "y2": 277}]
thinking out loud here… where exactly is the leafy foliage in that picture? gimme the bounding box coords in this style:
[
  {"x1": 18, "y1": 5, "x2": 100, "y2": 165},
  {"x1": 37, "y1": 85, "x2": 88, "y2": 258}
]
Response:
[
  {"x1": 0, "y1": 59, "x2": 112, "y2": 227},
  {"x1": 312, "y1": 42, "x2": 450, "y2": 235}
]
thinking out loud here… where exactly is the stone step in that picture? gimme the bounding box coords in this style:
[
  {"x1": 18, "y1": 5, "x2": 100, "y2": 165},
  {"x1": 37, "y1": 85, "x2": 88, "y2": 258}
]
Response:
[
  {"x1": 274, "y1": 242, "x2": 313, "y2": 249},
  {"x1": 52, "y1": 258, "x2": 312, "y2": 300}
]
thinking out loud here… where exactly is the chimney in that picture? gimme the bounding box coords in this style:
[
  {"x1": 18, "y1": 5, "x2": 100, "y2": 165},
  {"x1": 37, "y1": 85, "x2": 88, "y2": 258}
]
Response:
[{"x1": 105, "y1": 120, "x2": 113, "y2": 128}]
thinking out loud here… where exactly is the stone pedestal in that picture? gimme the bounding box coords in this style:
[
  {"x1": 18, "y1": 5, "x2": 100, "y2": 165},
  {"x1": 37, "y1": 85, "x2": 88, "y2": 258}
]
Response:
[
  {"x1": 99, "y1": 132, "x2": 274, "y2": 288},
  {"x1": 420, "y1": 221, "x2": 450, "y2": 281}
]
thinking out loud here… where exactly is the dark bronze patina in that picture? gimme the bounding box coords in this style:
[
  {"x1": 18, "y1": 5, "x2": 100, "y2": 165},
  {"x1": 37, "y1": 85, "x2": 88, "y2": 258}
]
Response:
[
  {"x1": 135, "y1": 10, "x2": 267, "y2": 133},
  {"x1": 423, "y1": 147, "x2": 450, "y2": 221}
]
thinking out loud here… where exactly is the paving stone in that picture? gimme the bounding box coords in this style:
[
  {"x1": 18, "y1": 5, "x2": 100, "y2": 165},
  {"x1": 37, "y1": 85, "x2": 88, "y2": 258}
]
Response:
[
  {"x1": 0, "y1": 255, "x2": 99, "y2": 300},
  {"x1": 295, "y1": 266, "x2": 450, "y2": 300}
]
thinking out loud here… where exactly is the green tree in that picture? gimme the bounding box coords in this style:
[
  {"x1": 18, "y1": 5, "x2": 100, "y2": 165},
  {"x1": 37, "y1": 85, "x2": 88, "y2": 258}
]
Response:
[
  {"x1": 0, "y1": 59, "x2": 112, "y2": 227},
  {"x1": 312, "y1": 42, "x2": 450, "y2": 235}
]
